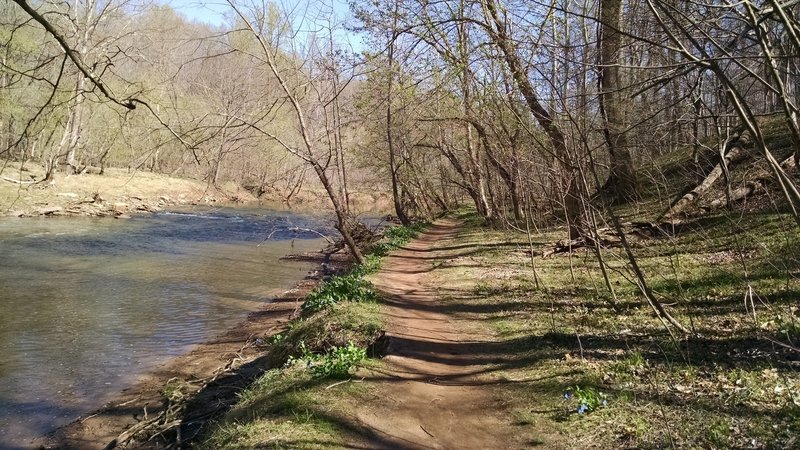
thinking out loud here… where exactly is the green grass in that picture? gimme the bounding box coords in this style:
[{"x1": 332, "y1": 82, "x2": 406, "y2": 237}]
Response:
[
  {"x1": 269, "y1": 301, "x2": 383, "y2": 367},
  {"x1": 196, "y1": 366, "x2": 354, "y2": 449}
]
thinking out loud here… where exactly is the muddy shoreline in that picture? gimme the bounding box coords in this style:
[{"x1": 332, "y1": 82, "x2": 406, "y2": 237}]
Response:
[
  {"x1": 5, "y1": 192, "x2": 243, "y2": 219},
  {"x1": 32, "y1": 250, "x2": 351, "y2": 450}
]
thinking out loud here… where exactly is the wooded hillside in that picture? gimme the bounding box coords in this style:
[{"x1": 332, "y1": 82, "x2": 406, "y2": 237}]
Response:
[{"x1": 3, "y1": 0, "x2": 799, "y2": 226}]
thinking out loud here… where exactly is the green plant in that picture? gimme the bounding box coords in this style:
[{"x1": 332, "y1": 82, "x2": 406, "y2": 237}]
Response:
[
  {"x1": 563, "y1": 385, "x2": 608, "y2": 414},
  {"x1": 612, "y1": 351, "x2": 646, "y2": 375},
  {"x1": 707, "y1": 418, "x2": 730, "y2": 447},
  {"x1": 368, "y1": 242, "x2": 392, "y2": 258},
  {"x1": 285, "y1": 341, "x2": 314, "y2": 368},
  {"x1": 384, "y1": 224, "x2": 418, "y2": 244},
  {"x1": 354, "y1": 254, "x2": 383, "y2": 275},
  {"x1": 301, "y1": 273, "x2": 377, "y2": 315},
  {"x1": 310, "y1": 342, "x2": 367, "y2": 379},
  {"x1": 776, "y1": 312, "x2": 800, "y2": 340},
  {"x1": 292, "y1": 408, "x2": 315, "y2": 424},
  {"x1": 473, "y1": 282, "x2": 492, "y2": 296}
]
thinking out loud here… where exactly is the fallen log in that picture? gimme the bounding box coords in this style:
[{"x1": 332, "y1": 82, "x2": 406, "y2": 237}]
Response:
[
  {"x1": 1, "y1": 175, "x2": 36, "y2": 185},
  {"x1": 707, "y1": 181, "x2": 763, "y2": 209},
  {"x1": 659, "y1": 133, "x2": 751, "y2": 221},
  {"x1": 704, "y1": 154, "x2": 796, "y2": 211}
]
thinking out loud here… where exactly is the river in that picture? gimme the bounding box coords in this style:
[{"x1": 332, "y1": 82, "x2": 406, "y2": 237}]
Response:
[{"x1": 0, "y1": 207, "x2": 328, "y2": 449}]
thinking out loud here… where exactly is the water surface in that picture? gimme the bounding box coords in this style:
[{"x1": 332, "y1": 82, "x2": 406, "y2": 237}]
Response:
[{"x1": 0, "y1": 207, "x2": 328, "y2": 449}]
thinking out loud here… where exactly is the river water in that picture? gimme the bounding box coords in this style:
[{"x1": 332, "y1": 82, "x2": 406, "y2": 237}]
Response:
[{"x1": 0, "y1": 207, "x2": 328, "y2": 449}]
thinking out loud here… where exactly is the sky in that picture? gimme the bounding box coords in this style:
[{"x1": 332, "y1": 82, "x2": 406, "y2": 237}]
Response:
[
  {"x1": 164, "y1": 0, "x2": 363, "y2": 52},
  {"x1": 165, "y1": 0, "x2": 354, "y2": 28},
  {"x1": 166, "y1": 0, "x2": 230, "y2": 26}
]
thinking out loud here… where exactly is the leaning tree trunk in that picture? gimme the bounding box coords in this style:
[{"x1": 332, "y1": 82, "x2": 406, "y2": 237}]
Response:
[
  {"x1": 386, "y1": 11, "x2": 411, "y2": 226},
  {"x1": 482, "y1": 0, "x2": 584, "y2": 238}
]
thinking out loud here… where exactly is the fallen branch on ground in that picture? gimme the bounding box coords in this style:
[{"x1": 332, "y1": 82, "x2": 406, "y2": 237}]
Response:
[{"x1": 2, "y1": 176, "x2": 35, "y2": 185}]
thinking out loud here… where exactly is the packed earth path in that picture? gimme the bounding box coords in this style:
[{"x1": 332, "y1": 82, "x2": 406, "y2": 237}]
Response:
[{"x1": 351, "y1": 218, "x2": 554, "y2": 449}]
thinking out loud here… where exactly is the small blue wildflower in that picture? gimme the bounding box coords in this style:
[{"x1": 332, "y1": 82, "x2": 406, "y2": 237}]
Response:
[
  {"x1": 601, "y1": 399, "x2": 607, "y2": 407},
  {"x1": 563, "y1": 391, "x2": 573, "y2": 400},
  {"x1": 577, "y1": 403, "x2": 588, "y2": 414}
]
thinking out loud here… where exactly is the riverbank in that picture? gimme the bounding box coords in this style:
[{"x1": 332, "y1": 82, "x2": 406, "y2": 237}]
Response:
[
  {"x1": 33, "y1": 246, "x2": 351, "y2": 449},
  {"x1": 0, "y1": 161, "x2": 256, "y2": 218},
  {"x1": 0, "y1": 161, "x2": 393, "y2": 219}
]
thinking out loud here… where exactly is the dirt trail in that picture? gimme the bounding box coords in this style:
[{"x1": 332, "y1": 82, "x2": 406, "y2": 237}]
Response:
[{"x1": 355, "y1": 218, "x2": 536, "y2": 449}]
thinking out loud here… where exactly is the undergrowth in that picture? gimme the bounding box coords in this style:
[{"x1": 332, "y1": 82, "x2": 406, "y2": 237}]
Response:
[{"x1": 301, "y1": 221, "x2": 425, "y2": 314}]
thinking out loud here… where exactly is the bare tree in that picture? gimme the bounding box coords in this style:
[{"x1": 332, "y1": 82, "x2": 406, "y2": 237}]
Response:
[{"x1": 226, "y1": 0, "x2": 366, "y2": 262}]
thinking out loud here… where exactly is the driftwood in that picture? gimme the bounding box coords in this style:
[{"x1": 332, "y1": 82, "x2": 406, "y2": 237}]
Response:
[{"x1": 104, "y1": 338, "x2": 258, "y2": 449}]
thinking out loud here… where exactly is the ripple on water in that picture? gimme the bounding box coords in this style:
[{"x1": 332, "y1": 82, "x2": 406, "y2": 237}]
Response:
[{"x1": 0, "y1": 207, "x2": 328, "y2": 448}]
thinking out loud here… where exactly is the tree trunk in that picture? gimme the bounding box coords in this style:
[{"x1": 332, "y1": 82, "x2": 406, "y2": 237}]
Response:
[
  {"x1": 598, "y1": 0, "x2": 637, "y2": 203},
  {"x1": 65, "y1": 75, "x2": 86, "y2": 173},
  {"x1": 458, "y1": 14, "x2": 491, "y2": 221},
  {"x1": 482, "y1": 0, "x2": 584, "y2": 238},
  {"x1": 386, "y1": 7, "x2": 411, "y2": 226}
]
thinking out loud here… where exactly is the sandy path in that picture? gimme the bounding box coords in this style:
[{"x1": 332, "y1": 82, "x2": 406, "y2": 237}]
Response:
[{"x1": 355, "y1": 218, "x2": 530, "y2": 449}]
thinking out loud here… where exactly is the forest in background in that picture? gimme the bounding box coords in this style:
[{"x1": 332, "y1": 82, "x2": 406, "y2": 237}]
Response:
[
  {"x1": 2, "y1": 0, "x2": 799, "y2": 228},
  {"x1": 3, "y1": 0, "x2": 800, "y2": 302}
]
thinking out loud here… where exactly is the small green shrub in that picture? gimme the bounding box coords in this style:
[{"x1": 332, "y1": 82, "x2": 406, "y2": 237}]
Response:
[
  {"x1": 269, "y1": 332, "x2": 286, "y2": 344},
  {"x1": 354, "y1": 254, "x2": 383, "y2": 276},
  {"x1": 309, "y1": 342, "x2": 367, "y2": 379},
  {"x1": 707, "y1": 418, "x2": 730, "y2": 447},
  {"x1": 301, "y1": 273, "x2": 377, "y2": 315},
  {"x1": 611, "y1": 351, "x2": 646, "y2": 375},
  {"x1": 287, "y1": 341, "x2": 367, "y2": 379},
  {"x1": 384, "y1": 225, "x2": 418, "y2": 243},
  {"x1": 368, "y1": 242, "x2": 393, "y2": 258}
]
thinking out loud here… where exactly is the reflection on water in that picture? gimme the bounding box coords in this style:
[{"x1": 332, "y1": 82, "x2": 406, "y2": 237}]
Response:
[{"x1": 0, "y1": 208, "x2": 328, "y2": 449}]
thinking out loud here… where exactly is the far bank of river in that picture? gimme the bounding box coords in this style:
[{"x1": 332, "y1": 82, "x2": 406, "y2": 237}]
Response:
[{"x1": 0, "y1": 207, "x2": 333, "y2": 449}]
